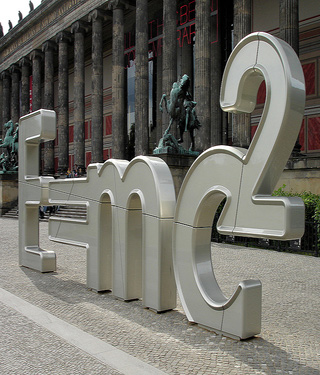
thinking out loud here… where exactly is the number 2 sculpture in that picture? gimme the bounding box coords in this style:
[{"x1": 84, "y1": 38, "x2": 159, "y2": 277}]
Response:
[{"x1": 173, "y1": 32, "x2": 305, "y2": 339}]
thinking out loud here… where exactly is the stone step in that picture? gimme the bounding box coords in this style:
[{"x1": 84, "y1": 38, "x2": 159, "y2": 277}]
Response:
[
  {"x1": 2, "y1": 207, "x2": 19, "y2": 219},
  {"x1": 54, "y1": 205, "x2": 87, "y2": 219},
  {"x1": 2, "y1": 205, "x2": 87, "y2": 221}
]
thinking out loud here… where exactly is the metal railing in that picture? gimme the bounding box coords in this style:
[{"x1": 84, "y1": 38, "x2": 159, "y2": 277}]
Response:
[{"x1": 211, "y1": 219, "x2": 319, "y2": 257}]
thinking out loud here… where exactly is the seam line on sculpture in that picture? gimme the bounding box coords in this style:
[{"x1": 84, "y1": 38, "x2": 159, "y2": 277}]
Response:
[
  {"x1": 54, "y1": 179, "x2": 76, "y2": 239},
  {"x1": 174, "y1": 221, "x2": 210, "y2": 229},
  {"x1": 20, "y1": 181, "x2": 170, "y2": 222},
  {"x1": 255, "y1": 33, "x2": 260, "y2": 68},
  {"x1": 233, "y1": 163, "x2": 244, "y2": 236},
  {"x1": 19, "y1": 180, "x2": 100, "y2": 204},
  {"x1": 220, "y1": 308, "x2": 225, "y2": 333},
  {"x1": 113, "y1": 167, "x2": 126, "y2": 295},
  {"x1": 46, "y1": 185, "x2": 100, "y2": 203},
  {"x1": 114, "y1": 207, "x2": 167, "y2": 220}
]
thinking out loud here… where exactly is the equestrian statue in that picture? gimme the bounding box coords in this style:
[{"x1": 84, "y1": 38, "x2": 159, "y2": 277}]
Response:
[
  {"x1": 0, "y1": 120, "x2": 19, "y2": 173},
  {"x1": 158, "y1": 74, "x2": 201, "y2": 153}
]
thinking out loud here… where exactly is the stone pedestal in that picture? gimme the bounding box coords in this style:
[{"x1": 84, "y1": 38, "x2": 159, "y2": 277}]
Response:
[
  {"x1": 0, "y1": 173, "x2": 18, "y2": 215},
  {"x1": 153, "y1": 153, "x2": 197, "y2": 197}
]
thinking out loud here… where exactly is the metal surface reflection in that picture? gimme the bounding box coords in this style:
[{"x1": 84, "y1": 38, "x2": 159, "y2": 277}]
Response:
[{"x1": 173, "y1": 32, "x2": 305, "y2": 339}]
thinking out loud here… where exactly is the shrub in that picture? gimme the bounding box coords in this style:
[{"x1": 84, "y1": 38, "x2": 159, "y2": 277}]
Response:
[{"x1": 272, "y1": 184, "x2": 320, "y2": 222}]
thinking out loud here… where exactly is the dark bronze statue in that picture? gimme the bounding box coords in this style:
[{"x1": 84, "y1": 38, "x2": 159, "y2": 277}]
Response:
[
  {"x1": 29, "y1": 1, "x2": 34, "y2": 13},
  {"x1": 0, "y1": 120, "x2": 19, "y2": 173},
  {"x1": 18, "y1": 11, "x2": 23, "y2": 23},
  {"x1": 159, "y1": 74, "x2": 200, "y2": 151}
]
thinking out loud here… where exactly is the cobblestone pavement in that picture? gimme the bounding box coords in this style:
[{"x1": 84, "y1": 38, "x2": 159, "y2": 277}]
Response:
[{"x1": 0, "y1": 217, "x2": 319, "y2": 374}]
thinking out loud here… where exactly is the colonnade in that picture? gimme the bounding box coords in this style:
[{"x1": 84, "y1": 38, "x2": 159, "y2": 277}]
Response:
[
  {"x1": 231, "y1": 0, "x2": 299, "y2": 148},
  {"x1": 0, "y1": 0, "x2": 300, "y2": 176},
  {"x1": 0, "y1": 1, "x2": 127, "y2": 175}
]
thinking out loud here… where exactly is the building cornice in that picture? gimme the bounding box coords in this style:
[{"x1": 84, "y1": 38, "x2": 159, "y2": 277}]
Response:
[{"x1": 0, "y1": 0, "x2": 110, "y2": 72}]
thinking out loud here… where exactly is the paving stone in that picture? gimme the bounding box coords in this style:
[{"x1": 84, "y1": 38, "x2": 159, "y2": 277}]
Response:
[{"x1": 0, "y1": 218, "x2": 319, "y2": 374}]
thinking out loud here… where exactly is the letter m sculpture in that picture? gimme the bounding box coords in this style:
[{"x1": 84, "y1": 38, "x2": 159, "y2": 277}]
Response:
[{"x1": 19, "y1": 108, "x2": 177, "y2": 312}]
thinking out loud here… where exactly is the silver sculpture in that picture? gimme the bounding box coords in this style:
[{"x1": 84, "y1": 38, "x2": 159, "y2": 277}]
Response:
[{"x1": 19, "y1": 32, "x2": 305, "y2": 339}]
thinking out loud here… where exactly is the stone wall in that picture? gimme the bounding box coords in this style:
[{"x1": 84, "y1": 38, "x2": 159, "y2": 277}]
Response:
[
  {"x1": 0, "y1": 174, "x2": 18, "y2": 215},
  {"x1": 277, "y1": 168, "x2": 320, "y2": 195}
]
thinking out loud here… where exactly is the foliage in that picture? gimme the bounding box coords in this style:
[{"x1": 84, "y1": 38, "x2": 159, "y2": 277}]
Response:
[
  {"x1": 272, "y1": 184, "x2": 320, "y2": 222},
  {"x1": 211, "y1": 187, "x2": 320, "y2": 256}
]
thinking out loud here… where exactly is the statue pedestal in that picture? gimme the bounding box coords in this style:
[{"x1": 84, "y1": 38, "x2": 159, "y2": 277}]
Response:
[
  {"x1": 153, "y1": 133, "x2": 199, "y2": 196},
  {"x1": 153, "y1": 153, "x2": 197, "y2": 197},
  {"x1": 0, "y1": 173, "x2": 18, "y2": 216}
]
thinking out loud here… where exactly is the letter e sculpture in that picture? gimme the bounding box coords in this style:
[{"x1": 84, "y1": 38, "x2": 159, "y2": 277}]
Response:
[{"x1": 19, "y1": 110, "x2": 56, "y2": 272}]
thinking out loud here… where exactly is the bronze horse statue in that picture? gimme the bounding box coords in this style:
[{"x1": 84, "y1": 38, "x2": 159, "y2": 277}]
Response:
[
  {"x1": 0, "y1": 120, "x2": 19, "y2": 171},
  {"x1": 159, "y1": 74, "x2": 201, "y2": 151},
  {"x1": 0, "y1": 120, "x2": 14, "y2": 150}
]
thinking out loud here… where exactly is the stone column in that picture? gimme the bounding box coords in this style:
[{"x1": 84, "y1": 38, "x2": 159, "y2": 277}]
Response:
[
  {"x1": 42, "y1": 40, "x2": 56, "y2": 175},
  {"x1": 181, "y1": 44, "x2": 193, "y2": 86},
  {"x1": 0, "y1": 78, "x2": 3, "y2": 132},
  {"x1": 178, "y1": 30, "x2": 194, "y2": 151},
  {"x1": 135, "y1": 0, "x2": 149, "y2": 156},
  {"x1": 211, "y1": 44, "x2": 223, "y2": 145},
  {"x1": 162, "y1": 0, "x2": 177, "y2": 136},
  {"x1": 19, "y1": 57, "x2": 31, "y2": 116},
  {"x1": 71, "y1": 21, "x2": 88, "y2": 171},
  {"x1": 211, "y1": 5, "x2": 223, "y2": 145},
  {"x1": 10, "y1": 64, "x2": 21, "y2": 125},
  {"x1": 156, "y1": 55, "x2": 163, "y2": 145},
  {"x1": 179, "y1": 42, "x2": 194, "y2": 148},
  {"x1": 279, "y1": 0, "x2": 299, "y2": 55},
  {"x1": 30, "y1": 49, "x2": 43, "y2": 111},
  {"x1": 56, "y1": 31, "x2": 71, "y2": 175},
  {"x1": 43, "y1": 41, "x2": 56, "y2": 110},
  {"x1": 109, "y1": 0, "x2": 126, "y2": 159},
  {"x1": 280, "y1": 0, "x2": 300, "y2": 154},
  {"x1": 232, "y1": 0, "x2": 252, "y2": 148},
  {"x1": 195, "y1": 0, "x2": 211, "y2": 152},
  {"x1": 1, "y1": 71, "x2": 11, "y2": 137},
  {"x1": 89, "y1": 10, "x2": 105, "y2": 163}
]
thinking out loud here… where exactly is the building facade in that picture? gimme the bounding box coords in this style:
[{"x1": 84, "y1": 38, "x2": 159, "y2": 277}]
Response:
[{"x1": 0, "y1": 0, "x2": 319, "y2": 192}]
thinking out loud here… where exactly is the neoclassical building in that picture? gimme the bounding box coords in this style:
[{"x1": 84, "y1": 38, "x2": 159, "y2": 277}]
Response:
[{"x1": 0, "y1": 0, "x2": 319, "y2": 192}]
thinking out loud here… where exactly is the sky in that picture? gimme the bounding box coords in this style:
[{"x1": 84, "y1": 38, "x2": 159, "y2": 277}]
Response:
[{"x1": 0, "y1": 0, "x2": 42, "y2": 35}]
